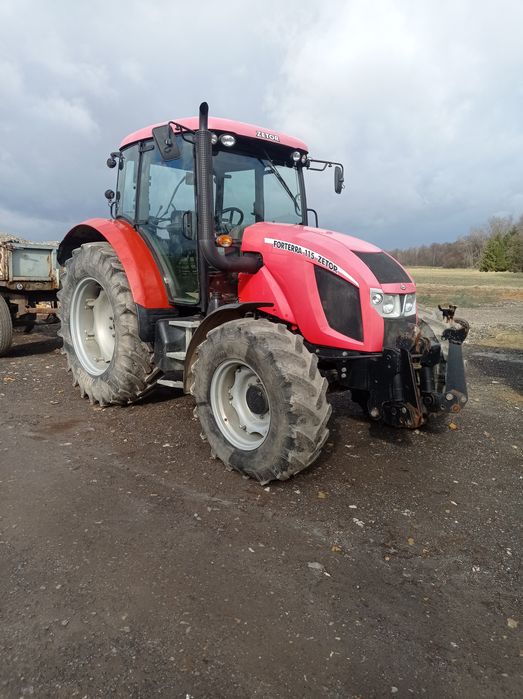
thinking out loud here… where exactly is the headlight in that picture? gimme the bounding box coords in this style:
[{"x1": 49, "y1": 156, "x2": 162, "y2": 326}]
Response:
[
  {"x1": 370, "y1": 289, "x2": 414, "y2": 317},
  {"x1": 382, "y1": 295, "x2": 395, "y2": 314},
  {"x1": 404, "y1": 293, "x2": 416, "y2": 315}
]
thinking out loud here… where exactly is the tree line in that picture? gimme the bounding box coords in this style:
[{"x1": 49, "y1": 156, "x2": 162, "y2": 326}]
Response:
[{"x1": 388, "y1": 214, "x2": 523, "y2": 271}]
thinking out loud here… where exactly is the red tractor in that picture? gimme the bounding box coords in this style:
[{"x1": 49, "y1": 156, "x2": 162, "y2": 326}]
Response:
[{"x1": 58, "y1": 103, "x2": 468, "y2": 483}]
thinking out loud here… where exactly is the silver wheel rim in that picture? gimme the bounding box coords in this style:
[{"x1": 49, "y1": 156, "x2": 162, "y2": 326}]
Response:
[
  {"x1": 70, "y1": 277, "x2": 115, "y2": 376},
  {"x1": 210, "y1": 359, "x2": 270, "y2": 450}
]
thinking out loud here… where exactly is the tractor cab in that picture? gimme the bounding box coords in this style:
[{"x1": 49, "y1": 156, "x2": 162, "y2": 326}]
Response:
[
  {"x1": 110, "y1": 115, "x2": 339, "y2": 310},
  {"x1": 108, "y1": 118, "x2": 343, "y2": 310}
]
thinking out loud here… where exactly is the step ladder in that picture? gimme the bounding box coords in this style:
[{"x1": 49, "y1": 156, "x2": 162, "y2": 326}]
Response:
[{"x1": 157, "y1": 318, "x2": 201, "y2": 389}]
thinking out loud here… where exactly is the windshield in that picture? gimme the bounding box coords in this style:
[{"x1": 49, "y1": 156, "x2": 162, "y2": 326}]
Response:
[{"x1": 213, "y1": 148, "x2": 303, "y2": 237}]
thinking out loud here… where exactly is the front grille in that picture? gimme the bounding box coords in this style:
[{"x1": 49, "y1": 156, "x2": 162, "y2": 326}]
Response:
[
  {"x1": 353, "y1": 251, "x2": 411, "y2": 284},
  {"x1": 314, "y1": 266, "x2": 363, "y2": 341},
  {"x1": 383, "y1": 315, "x2": 417, "y2": 348}
]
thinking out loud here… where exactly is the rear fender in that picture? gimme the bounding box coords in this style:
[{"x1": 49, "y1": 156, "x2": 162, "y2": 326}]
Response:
[{"x1": 58, "y1": 218, "x2": 170, "y2": 309}]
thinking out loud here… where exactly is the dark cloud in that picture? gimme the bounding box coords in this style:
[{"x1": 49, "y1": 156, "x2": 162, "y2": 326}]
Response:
[{"x1": 0, "y1": 0, "x2": 521, "y2": 248}]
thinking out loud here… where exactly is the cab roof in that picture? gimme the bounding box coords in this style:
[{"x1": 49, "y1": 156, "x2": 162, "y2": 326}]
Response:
[{"x1": 120, "y1": 116, "x2": 309, "y2": 152}]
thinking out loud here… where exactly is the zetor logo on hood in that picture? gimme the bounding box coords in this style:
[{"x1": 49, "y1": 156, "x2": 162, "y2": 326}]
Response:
[{"x1": 256, "y1": 130, "x2": 280, "y2": 142}]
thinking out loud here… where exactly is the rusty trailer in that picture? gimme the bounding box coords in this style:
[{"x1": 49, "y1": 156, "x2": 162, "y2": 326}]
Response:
[{"x1": 0, "y1": 236, "x2": 60, "y2": 355}]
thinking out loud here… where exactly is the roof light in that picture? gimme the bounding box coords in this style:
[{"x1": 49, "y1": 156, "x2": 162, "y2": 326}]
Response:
[
  {"x1": 220, "y1": 134, "x2": 236, "y2": 147},
  {"x1": 301, "y1": 154, "x2": 308, "y2": 165},
  {"x1": 210, "y1": 132, "x2": 218, "y2": 145},
  {"x1": 291, "y1": 150, "x2": 301, "y2": 163}
]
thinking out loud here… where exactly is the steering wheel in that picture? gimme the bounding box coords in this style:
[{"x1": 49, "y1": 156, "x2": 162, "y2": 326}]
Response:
[{"x1": 220, "y1": 207, "x2": 244, "y2": 227}]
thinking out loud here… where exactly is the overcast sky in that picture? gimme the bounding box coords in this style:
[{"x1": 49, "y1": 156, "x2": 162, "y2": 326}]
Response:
[{"x1": 0, "y1": 0, "x2": 521, "y2": 248}]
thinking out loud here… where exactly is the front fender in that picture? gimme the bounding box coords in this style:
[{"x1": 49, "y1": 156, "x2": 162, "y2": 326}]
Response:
[
  {"x1": 183, "y1": 302, "x2": 272, "y2": 392},
  {"x1": 58, "y1": 218, "x2": 170, "y2": 309}
]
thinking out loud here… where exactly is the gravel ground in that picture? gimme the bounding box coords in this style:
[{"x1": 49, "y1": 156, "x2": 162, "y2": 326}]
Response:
[{"x1": 0, "y1": 321, "x2": 521, "y2": 698}]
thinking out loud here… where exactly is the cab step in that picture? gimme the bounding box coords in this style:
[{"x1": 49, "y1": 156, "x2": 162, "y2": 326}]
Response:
[
  {"x1": 157, "y1": 378, "x2": 184, "y2": 389},
  {"x1": 154, "y1": 316, "x2": 202, "y2": 377}
]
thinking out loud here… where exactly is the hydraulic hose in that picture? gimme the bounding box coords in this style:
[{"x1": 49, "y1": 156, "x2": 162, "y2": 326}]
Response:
[{"x1": 195, "y1": 102, "x2": 261, "y2": 274}]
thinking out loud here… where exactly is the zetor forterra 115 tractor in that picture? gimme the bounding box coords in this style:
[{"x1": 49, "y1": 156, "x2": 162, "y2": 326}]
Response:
[{"x1": 58, "y1": 102, "x2": 469, "y2": 483}]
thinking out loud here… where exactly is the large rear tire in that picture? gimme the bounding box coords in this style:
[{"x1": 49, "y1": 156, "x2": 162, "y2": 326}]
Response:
[
  {"x1": 58, "y1": 242, "x2": 154, "y2": 406},
  {"x1": 192, "y1": 319, "x2": 331, "y2": 483},
  {"x1": 0, "y1": 295, "x2": 13, "y2": 357}
]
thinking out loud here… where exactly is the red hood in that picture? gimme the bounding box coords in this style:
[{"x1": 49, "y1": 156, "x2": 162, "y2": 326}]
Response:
[
  {"x1": 241, "y1": 222, "x2": 415, "y2": 291},
  {"x1": 239, "y1": 222, "x2": 415, "y2": 351}
]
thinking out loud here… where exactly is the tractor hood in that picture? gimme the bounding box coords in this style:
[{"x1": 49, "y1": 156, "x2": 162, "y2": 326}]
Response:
[
  {"x1": 238, "y1": 222, "x2": 416, "y2": 352},
  {"x1": 240, "y1": 222, "x2": 415, "y2": 293}
]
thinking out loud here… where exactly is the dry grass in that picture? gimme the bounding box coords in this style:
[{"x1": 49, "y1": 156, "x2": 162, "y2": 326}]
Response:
[
  {"x1": 408, "y1": 267, "x2": 523, "y2": 307},
  {"x1": 476, "y1": 330, "x2": 523, "y2": 350}
]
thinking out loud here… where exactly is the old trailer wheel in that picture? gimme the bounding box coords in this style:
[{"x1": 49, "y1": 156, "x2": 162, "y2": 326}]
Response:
[
  {"x1": 58, "y1": 242, "x2": 154, "y2": 406},
  {"x1": 193, "y1": 318, "x2": 332, "y2": 483},
  {"x1": 0, "y1": 295, "x2": 13, "y2": 357}
]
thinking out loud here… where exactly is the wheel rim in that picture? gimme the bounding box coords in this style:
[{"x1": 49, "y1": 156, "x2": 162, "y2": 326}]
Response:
[
  {"x1": 70, "y1": 277, "x2": 115, "y2": 376},
  {"x1": 210, "y1": 359, "x2": 270, "y2": 450}
]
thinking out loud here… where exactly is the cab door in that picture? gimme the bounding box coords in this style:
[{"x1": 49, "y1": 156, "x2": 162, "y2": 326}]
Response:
[{"x1": 135, "y1": 137, "x2": 199, "y2": 305}]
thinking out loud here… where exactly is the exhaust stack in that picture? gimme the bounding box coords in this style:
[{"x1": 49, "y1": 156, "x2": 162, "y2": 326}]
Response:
[{"x1": 195, "y1": 102, "x2": 261, "y2": 274}]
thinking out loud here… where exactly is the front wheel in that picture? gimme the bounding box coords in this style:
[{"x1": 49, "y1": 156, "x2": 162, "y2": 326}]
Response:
[{"x1": 192, "y1": 319, "x2": 331, "y2": 483}]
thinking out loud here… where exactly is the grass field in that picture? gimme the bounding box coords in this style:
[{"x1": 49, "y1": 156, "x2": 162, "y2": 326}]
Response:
[{"x1": 407, "y1": 267, "x2": 523, "y2": 307}]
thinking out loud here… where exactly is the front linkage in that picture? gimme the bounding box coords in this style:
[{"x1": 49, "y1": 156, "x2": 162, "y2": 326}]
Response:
[{"x1": 315, "y1": 305, "x2": 470, "y2": 429}]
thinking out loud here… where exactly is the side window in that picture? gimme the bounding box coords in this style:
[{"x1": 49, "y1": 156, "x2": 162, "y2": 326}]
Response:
[{"x1": 116, "y1": 144, "x2": 139, "y2": 220}]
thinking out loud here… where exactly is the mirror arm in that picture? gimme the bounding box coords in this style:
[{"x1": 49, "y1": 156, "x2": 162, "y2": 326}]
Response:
[
  {"x1": 307, "y1": 158, "x2": 344, "y2": 176},
  {"x1": 306, "y1": 208, "x2": 319, "y2": 227}
]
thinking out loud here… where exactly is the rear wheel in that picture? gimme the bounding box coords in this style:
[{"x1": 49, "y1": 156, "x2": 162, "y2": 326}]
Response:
[
  {"x1": 192, "y1": 319, "x2": 331, "y2": 483},
  {"x1": 0, "y1": 295, "x2": 13, "y2": 356},
  {"x1": 58, "y1": 242, "x2": 154, "y2": 405}
]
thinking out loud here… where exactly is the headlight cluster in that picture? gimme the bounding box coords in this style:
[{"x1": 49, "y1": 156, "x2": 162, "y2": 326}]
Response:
[{"x1": 370, "y1": 289, "x2": 416, "y2": 318}]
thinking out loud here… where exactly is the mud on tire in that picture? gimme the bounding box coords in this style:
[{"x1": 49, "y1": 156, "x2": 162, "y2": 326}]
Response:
[
  {"x1": 58, "y1": 242, "x2": 154, "y2": 406},
  {"x1": 192, "y1": 318, "x2": 332, "y2": 483}
]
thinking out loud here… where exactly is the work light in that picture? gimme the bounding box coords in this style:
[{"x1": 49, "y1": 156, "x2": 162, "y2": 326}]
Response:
[{"x1": 220, "y1": 134, "x2": 236, "y2": 147}]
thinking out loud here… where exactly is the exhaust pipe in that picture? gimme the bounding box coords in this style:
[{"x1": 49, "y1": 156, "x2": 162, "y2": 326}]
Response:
[{"x1": 195, "y1": 102, "x2": 261, "y2": 274}]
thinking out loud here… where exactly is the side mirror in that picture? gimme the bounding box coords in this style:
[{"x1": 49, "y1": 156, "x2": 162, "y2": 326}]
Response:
[
  {"x1": 334, "y1": 165, "x2": 344, "y2": 194},
  {"x1": 152, "y1": 123, "x2": 181, "y2": 161}
]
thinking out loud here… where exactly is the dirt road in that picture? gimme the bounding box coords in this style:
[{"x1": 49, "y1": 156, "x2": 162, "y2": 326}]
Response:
[{"x1": 0, "y1": 324, "x2": 521, "y2": 698}]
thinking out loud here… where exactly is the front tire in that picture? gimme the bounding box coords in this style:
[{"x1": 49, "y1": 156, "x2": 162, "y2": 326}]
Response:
[
  {"x1": 193, "y1": 319, "x2": 331, "y2": 483},
  {"x1": 0, "y1": 295, "x2": 13, "y2": 356},
  {"x1": 58, "y1": 242, "x2": 154, "y2": 406}
]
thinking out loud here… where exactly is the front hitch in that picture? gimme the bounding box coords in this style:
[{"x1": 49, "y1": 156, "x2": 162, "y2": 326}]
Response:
[
  {"x1": 365, "y1": 306, "x2": 470, "y2": 428},
  {"x1": 439, "y1": 316, "x2": 469, "y2": 414}
]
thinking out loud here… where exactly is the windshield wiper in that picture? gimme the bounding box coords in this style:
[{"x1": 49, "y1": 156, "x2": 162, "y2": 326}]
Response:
[{"x1": 259, "y1": 151, "x2": 301, "y2": 216}]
